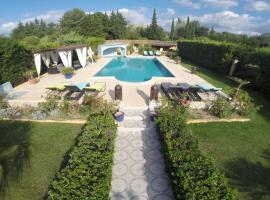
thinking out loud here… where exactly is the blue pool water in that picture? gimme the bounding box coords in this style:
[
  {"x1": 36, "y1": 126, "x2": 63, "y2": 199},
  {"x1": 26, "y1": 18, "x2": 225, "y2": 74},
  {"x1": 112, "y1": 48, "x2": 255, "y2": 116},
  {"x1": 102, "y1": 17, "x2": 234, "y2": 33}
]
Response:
[{"x1": 95, "y1": 57, "x2": 174, "y2": 82}]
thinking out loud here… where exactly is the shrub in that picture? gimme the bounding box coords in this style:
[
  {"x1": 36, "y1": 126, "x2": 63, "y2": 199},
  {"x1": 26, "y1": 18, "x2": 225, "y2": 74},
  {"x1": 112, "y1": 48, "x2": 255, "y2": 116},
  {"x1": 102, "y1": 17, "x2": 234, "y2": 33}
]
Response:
[
  {"x1": 0, "y1": 37, "x2": 33, "y2": 86},
  {"x1": 39, "y1": 94, "x2": 60, "y2": 113},
  {"x1": 0, "y1": 95, "x2": 8, "y2": 109},
  {"x1": 60, "y1": 67, "x2": 74, "y2": 75},
  {"x1": 47, "y1": 110, "x2": 117, "y2": 200},
  {"x1": 178, "y1": 40, "x2": 236, "y2": 74},
  {"x1": 210, "y1": 97, "x2": 233, "y2": 118},
  {"x1": 156, "y1": 102, "x2": 236, "y2": 200},
  {"x1": 85, "y1": 37, "x2": 105, "y2": 49},
  {"x1": 229, "y1": 89, "x2": 259, "y2": 116}
]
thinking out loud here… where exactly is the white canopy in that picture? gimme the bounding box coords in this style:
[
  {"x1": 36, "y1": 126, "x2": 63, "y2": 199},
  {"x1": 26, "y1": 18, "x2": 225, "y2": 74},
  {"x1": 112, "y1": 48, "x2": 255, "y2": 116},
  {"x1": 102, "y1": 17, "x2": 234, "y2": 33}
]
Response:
[
  {"x1": 76, "y1": 47, "x2": 87, "y2": 68},
  {"x1": 59, "y1": 50, "x2": 73, "y2": 67},
  {"x1": 50, "y1": 51, "x2": 59, "y2": 64},
  {"x1": 87, "y1": 47, "x2": 94, "y2": 63},
  {"x1": 34, "y1": 53, "x2": 41, "y2": 76},
  {"x1": 41, "y1": 52, "x2": 51, "y2": 68},
  {"x1": 34, "y1": 45, "x2": 92, "y2": 75}
]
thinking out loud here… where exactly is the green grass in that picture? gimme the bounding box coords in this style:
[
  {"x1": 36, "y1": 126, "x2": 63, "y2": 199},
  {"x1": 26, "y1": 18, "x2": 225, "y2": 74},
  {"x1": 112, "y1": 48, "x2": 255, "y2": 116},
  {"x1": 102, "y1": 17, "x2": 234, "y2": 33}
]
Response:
[
  {"x1": 0, "y1": 121, "x2": 82, "y2": 200},
  {"x1": 181, "y1": 59, "x2": 270, "y2": 200}
]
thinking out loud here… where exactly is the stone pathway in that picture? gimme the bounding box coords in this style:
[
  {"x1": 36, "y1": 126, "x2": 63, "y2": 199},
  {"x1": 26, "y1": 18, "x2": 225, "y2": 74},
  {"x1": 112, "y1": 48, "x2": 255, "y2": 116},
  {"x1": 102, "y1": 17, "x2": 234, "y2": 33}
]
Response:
[{"x1": 110, "y1": 107, "x2": 174, "y2": 200}]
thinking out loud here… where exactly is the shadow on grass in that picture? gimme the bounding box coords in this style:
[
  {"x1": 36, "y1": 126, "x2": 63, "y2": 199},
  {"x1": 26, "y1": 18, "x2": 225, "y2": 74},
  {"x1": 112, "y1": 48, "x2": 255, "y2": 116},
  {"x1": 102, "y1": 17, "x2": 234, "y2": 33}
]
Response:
[
  {"x1": 0, "y1": 121, "x2": 32, "y2": 195},
  {"x1": 224, "y1": 148, "x2": 270, "y2": 200}
]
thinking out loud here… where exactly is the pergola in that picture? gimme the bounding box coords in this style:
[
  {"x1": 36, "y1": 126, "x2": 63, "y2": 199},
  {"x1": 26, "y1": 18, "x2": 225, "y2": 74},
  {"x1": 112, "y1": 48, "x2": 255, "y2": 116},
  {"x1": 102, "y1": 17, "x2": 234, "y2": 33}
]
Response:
[
  {"x1": 34, "y1": 44, "x2": 94, "y2": 76},
  {"x1": 98, "y1": 44, "x2": 127, "y2": 58}
]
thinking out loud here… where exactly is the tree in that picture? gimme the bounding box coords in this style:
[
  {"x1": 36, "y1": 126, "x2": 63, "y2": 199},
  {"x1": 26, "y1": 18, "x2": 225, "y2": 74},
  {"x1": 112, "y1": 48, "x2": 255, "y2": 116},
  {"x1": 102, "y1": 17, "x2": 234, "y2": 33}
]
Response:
[
  {"x1": 147, "y1": 9, "x2": 165, "y2": 40},
  {"x1": 59, "y1": 8, "x2": 86, "y2": 34},
  {"x1": 170, "y1": 18, "x2": 175, "y2": 41},
  {"x1": 79, "y1": 12, "x2": 108, "y2": 38},
  {"x1": 11, "y1": 19, "x2": 57, "y2": 40},
  {"x1": 107, "y1": 11, "x2": 127, "y2": 39}
]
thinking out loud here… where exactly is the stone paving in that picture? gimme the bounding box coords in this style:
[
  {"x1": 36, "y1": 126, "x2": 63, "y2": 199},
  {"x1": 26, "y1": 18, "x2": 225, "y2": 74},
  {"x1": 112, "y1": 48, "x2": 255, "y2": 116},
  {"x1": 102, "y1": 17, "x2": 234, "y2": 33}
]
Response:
[{"x1": 110, "y1": 107, "x2": 174, "y2": 200}]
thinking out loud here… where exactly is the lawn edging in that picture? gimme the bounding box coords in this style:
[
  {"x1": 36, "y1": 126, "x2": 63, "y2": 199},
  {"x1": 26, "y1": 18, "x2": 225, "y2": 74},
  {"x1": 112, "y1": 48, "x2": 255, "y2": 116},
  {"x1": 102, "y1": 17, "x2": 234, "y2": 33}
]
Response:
[
  {"x1": 187, "y1": 118, "x2": 250, "y2": 124},
  {"x1": 156, "y1": 101, "x2": 237, "y2": 200},
  {"x1": 46, "y1": 111, "x2": 117, "y2": 199}
]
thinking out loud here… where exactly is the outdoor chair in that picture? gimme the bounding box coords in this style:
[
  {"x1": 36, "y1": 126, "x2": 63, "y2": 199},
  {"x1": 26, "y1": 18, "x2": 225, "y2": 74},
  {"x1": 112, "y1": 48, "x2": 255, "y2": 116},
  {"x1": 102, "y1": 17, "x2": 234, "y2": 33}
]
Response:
[
  {"x1": 155, "y1": 51, "x2": 161, "y2": 56},
  {"x1": 45, "y1": 85, "x2": 66, "y2": 96},
  {"x1": 64, "y1": 82, "x2": 88, "y2": 100},
  {"x1": 143, "y1": 51, "x2": 148, "y2": 56},
  {"x1": 196, "y1": 83, "x2": 222, "y2": 91},
  {"x1": 148, "y1": 51, "x2": 154, "y2": 56},
  {"x1": 84, "y1": 82, "x2": 106, "y2": 93}
]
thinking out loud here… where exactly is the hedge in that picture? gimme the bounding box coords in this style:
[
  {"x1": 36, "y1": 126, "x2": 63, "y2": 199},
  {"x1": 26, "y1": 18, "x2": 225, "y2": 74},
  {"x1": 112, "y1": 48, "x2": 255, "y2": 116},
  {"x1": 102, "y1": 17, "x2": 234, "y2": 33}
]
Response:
[
  {"x1": 0, "y1": 37, "x2": 33, "y2": 86},
  {"x1": 156, "y1": 101, "x2": 236, "y2": 200},
  {"x1": 47, "y1": 111, "x2": 117, "y2": 200},
  {"x1": 177, "y1": 40, "x2": 270, "y2": 97}
]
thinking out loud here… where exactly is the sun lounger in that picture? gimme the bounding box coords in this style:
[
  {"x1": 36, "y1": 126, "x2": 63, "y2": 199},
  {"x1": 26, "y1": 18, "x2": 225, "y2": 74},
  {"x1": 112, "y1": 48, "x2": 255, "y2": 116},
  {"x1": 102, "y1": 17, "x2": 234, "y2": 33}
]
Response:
[
  {"x1": 64, "y1": 82, "x2": 88, "y2": 100},
  {"x1": 143, "y1": 51, "x2": 148, "y2": 56},
  {"x1": 161, "y1": 82, "x2": 201, "y2": 102},
  {"x1": 45, "y1": 85, "x2": 66, "y2": 95},
  {"x1": 85, "y1": 82, "x2": 106, "y2": 92},
  {"x1": 148, "y1": 51, "x2": 154, "y2": 56},
  {"x1": 155, "y1": 51, "x2": 161, "y2": 56}
]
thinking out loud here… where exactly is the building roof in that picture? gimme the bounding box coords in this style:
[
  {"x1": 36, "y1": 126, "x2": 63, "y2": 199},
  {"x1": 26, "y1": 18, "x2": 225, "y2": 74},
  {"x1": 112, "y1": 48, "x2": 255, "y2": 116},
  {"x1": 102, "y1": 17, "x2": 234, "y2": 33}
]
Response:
[{"x1": 35, "y1": 44, "x2": 88, "y2": 53}]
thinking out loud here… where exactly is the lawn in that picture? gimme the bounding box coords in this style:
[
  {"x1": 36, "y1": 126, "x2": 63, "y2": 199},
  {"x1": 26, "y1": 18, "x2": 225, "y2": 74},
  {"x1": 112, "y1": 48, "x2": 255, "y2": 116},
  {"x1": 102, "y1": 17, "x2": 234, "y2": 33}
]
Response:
[
  {"x1": 0, "y1": 121, "x2": 82, "y2": 200},
  {"x1": 181, "y1": 59, "x2": 270, "y2": 200}
]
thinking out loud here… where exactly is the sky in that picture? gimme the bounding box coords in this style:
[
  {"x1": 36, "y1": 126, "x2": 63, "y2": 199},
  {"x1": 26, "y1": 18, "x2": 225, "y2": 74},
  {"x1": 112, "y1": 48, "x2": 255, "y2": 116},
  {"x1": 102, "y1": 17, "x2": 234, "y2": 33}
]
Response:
[{"x1": 0, "y1": 0, "x2": 270, "y2": 35}]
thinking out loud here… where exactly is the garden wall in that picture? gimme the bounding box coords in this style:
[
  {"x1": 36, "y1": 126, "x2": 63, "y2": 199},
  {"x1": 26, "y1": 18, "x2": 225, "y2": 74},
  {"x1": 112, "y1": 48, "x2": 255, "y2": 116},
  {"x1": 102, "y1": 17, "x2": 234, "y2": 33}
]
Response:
[{"x1": 177, "y1": 40, "x2": 270, "y2": 97}]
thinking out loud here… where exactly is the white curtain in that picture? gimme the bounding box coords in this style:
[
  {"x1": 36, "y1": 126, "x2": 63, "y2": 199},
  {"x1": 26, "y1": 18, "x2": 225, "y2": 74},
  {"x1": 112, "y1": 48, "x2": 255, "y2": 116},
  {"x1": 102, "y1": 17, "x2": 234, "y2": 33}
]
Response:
[
  {"x1": 50, "y1": 51, "x2": 59, "y2": 64},
  {"x1": 87, "y1": 47, "x2": 93, "y2": 63},
  {"x1": 76, "y1": 47, "x2": 87, "y2": 68},
  {"x1": 41, "y1": 52, "x2": 51, "y2": 68},
  {"x1": 59, "y1": 50, "x2": 73, "y2": 67},
  {"x1": 34, "y1": 53, "x2": 41, "y2": 76}
]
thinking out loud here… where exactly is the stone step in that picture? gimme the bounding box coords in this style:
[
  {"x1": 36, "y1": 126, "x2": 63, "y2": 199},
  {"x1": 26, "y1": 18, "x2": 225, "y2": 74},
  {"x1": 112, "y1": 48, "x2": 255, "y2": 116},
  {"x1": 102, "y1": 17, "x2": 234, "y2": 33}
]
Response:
[
  {"x1": 119, "y1": 117, "x2": 153, "y2": 128},
  {"x1": 119, "y1": 106, "x2": 149, "y2": 118}
]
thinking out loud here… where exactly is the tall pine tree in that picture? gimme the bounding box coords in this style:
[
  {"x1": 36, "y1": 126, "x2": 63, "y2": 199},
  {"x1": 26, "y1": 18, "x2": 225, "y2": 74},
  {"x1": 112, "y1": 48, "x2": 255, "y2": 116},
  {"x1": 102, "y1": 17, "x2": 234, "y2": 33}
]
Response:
[
  {"x1": 170, "y1": 18, "x2": 175, "y2": 41},
  {"x1": 147, "y1": 9, "x2": 164, "y2": 40}
]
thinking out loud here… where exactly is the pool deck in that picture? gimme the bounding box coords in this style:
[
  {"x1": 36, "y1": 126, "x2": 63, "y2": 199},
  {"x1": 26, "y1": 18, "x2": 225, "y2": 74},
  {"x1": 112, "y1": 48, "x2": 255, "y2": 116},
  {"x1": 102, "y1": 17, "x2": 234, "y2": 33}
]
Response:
[{"x1": 7, "y1": 56, "x2": 211, "y2": 107}]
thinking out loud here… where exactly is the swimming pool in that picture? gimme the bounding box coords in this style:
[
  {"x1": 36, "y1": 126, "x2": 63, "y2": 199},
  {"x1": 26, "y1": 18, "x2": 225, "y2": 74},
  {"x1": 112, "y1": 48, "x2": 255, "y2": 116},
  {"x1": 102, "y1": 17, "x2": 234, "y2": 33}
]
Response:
[{"x1": 95, "y1": 57, "x2": 174, "y2": 82}]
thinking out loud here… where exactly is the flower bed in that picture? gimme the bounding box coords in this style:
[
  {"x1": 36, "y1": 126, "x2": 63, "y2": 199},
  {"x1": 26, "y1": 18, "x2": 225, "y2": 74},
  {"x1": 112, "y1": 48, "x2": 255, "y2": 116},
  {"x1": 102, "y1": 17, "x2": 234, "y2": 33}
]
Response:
[{"x1": 47, "y1": 110, "x2": 117, "y2": 199}]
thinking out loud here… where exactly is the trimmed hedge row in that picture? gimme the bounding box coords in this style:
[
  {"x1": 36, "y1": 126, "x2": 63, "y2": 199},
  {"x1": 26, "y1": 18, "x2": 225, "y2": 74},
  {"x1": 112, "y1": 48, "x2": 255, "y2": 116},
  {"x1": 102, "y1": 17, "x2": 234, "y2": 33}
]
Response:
[
  {"x1": 47, "y1": 111, "x2": 117, "y2": 200},
  {"x1": 156, "y1": 101, "x2": 236, "y2": 200},
  {"x1": 177, "y1": 40, "x2": 270, "y2": 97},
  {"x1": 177, "y1": 40, "x2": 237, "y2": 73},
  {"x1": 0, "y1": 37, "x2": 33, "y2": 86}
]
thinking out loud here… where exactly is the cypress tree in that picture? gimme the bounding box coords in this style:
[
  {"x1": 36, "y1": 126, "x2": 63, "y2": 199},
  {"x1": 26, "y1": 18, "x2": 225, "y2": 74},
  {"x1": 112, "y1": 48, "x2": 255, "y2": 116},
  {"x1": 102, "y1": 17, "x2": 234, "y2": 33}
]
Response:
[
  {"x1": 147, "y1": 8, "x2": 164, "y2": 40},
  {"x1": 170, "y1": 18, "x2": 175, "y2": 41}
]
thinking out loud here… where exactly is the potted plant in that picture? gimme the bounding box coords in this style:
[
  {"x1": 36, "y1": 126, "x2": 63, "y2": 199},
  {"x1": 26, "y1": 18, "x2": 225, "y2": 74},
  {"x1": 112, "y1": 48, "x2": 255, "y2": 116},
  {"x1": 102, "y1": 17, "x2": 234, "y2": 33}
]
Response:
[
  {"x1": 25, "y1": 69, "x2": 39, "y2": 84},
  {"x1": 60, "y1": 67, "x2": 74, "y2": 79},
  {"x1": 47, "y1": 63, "x2": 58, "y2": 74},
  {"x1": 113, "y1": 110, "x2": 125, "y2": 122},
  {"x1": 175, "y1": 56, "x2": 181, "y2": 64}
]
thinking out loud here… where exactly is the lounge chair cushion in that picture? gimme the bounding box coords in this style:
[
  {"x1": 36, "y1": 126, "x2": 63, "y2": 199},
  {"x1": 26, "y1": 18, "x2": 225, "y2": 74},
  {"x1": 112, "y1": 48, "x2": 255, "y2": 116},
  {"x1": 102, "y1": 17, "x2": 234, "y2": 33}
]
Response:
[
  {"x1": 85, "y1": 82, "x2": 106, "y2": 91},
  {"x1": 196, "y1": 83, "x2": 221, "y2": 91},
  {"x1": 77, "y1": 82, "x2": 88, "y2": 90},
  {"x1": 45, "y1": 85, "x2": 65, "y2": 91}
]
